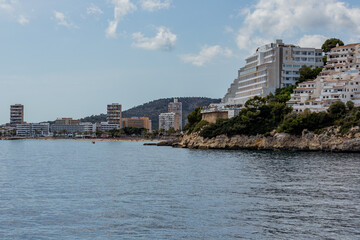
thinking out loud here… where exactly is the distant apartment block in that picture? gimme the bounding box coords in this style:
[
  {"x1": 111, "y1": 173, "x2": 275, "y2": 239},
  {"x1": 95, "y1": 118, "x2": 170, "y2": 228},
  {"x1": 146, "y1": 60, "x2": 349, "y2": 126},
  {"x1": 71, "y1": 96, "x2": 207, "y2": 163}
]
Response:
[
  {"x1": 51, "y1": 118, "x2": 84, "y2": 133},
  {"x1": 80, "y1": 122, "x2": 96, "y2": 133},
  {"x1": 98, "y1": 122, "x2": 120, "y2": 132},
  {"x1": 122, "y1": 117, "x2": 152, "y2": 132},
  {"x1": 54, "y1": 118, "x2": 81, "y2": 125},
  {"x1": 107, "y1": 103, "x2": 122, "y2": 126},
  {"x1": 10, "y1": 104, "x2": 24, "y2": 126},
  {"x1": 16, "y1": 123, "x2": 50, "y2": 137},
  {"x1": 222, "y1": 40, "x2": 323, "y2": 106},
  {"x1": 159, "y1": 112, "x2": 180, "y2": 131},
  {"x1": 288, "y1": 43, "x2": 360, "y2": 112},
  {"x1": 168, "y1": 98, "x2": 182, "y2": 130}
]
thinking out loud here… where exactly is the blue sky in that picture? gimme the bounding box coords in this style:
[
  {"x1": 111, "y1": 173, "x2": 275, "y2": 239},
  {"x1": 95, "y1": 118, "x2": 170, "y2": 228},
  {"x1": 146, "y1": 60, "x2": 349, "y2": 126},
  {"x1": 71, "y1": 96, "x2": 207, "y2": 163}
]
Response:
[{"x1": 1, "y1": 0, "x2": 360, "y2": 123}]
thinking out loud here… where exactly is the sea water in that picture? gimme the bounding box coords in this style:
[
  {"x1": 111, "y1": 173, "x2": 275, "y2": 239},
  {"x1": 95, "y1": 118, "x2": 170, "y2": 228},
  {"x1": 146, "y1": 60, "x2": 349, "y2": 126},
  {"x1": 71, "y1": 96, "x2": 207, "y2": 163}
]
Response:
[{"x1": 0, "y1": 140, "x2": 359, "y2": 239}]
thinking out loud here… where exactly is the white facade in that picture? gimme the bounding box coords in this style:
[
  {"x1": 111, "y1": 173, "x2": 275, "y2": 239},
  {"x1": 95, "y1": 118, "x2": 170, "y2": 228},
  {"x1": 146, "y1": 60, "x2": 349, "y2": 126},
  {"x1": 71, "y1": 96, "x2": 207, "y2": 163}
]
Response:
[
  {"x1": 16, "y1": 123, "x2": 50, "y2": 137},
  {"x1": 288, "y1": 43, "x2": 360, "y2": 112},
  {"x1": 80, "y1": 122, "x2": 96, "y2": 133},
  {"x1": 98, "y1": 122, "x2": 120, "y2": 132},
  {"x1": 168, "y1": 98, "x2": 183, "y2": 130},
  {"x1": 222, "y1": 40, "x2": 323, "y2": 106},
  {"x1": 159, "y1": 112, "x2": 177, "y2": 130}
]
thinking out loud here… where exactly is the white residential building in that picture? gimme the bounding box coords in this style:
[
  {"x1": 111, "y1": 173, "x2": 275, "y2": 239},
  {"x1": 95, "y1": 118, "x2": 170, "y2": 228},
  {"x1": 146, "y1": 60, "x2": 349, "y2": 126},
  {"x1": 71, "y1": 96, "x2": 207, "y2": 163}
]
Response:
[
  {"x1": 168, "y1": 98, "x2": 183, "y2": 130},
  {"x1": 288, "y1": 43, "x2": 360, "y2": 112},
  {"x1": 16, "y1": 123, "x2": 50, "y2": 137},
  {"x1": 98, "y1": 122, "x2": 120, "y2": 132},
  {"x1": 222, "y1": 40, "x2": 323, "y2": 106},
  {"x1": 159, "y1": 112, "x2": 179, "y2": 130},
  {"x1": 80, "y1": 122, "x2": 96, "y2": 133}
]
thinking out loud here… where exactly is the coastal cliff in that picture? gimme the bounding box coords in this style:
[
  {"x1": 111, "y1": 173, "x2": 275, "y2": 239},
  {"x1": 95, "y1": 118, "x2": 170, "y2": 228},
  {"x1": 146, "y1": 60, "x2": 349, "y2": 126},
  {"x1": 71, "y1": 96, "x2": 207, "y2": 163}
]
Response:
[{"x1": 178, "y1": 126, "x2": 360, "y2": 152}]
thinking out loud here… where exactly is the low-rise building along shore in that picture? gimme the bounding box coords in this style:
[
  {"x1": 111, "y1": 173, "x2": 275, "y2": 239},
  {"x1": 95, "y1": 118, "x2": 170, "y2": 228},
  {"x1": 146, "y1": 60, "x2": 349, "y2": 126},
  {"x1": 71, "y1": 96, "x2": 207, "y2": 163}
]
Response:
[
  {"x1": 288, "y1": 43, "x2": 360, "y2": 112},
  {"x1": 122, "y1": 117, "x2": 152, "y2": 132},
  {"x1": 16, "y1": 123, "x2": 50, "y2": 137}
]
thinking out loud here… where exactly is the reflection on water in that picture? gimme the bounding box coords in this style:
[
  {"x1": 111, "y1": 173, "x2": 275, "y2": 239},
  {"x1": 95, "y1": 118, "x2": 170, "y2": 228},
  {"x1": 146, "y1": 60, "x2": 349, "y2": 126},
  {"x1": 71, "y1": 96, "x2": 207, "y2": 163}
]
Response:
[{"x1": 0, "y1": 141, "x2": 359, "y2": 239}]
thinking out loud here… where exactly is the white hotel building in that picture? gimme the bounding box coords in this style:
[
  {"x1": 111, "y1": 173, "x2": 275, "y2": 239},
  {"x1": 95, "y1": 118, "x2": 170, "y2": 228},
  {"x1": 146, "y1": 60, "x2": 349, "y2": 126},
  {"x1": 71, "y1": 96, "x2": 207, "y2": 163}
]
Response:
[
  {"x1": 222, "y1": 40, "x2": 323, "y2": 106},
  {"x1": 288, "y1": 43, "x2": 360, "y2": 112}
]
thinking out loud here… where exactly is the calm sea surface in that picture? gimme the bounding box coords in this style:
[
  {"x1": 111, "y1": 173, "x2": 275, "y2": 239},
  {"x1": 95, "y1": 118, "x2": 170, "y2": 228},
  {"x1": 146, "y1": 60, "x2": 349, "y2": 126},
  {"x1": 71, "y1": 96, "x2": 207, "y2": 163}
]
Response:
[{"x1": 0, "y1": 140, "x2": 359, "y2": 239}]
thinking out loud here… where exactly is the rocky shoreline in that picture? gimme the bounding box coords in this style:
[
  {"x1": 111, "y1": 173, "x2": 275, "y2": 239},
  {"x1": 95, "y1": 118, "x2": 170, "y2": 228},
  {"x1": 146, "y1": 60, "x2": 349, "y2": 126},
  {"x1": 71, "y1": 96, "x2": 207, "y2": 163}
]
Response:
[{"x1": 174, "y1": 126, "x2": 360, "y2": 152}]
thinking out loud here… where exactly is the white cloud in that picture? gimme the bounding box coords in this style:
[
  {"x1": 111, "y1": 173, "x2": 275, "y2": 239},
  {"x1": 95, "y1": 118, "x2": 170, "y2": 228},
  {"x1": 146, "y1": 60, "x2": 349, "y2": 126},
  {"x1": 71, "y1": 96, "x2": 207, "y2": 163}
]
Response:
[
  {"x1": 236, "y1": 0, "x2": 360, "y2": 51},
  {"x1": 140, "y1": 0, "x2": 171, "y2": 12},
  {"x1": 132, "y1": 26, "x2": 176, "y2": 51},
  {"x1": 180, "y1": 45, "x2": 233, "y2": 67},
  {"x1": 0, "y1": 0, "x2": 16, "y2": 12},
  {"x1": 106, "y1": 0, "x2": 136, "y2": 38},
  {"x1": 87, "y1": 3, "x2": 103, "y2": 15},
  {"x1": 54, "y1": 11, "x2": 78, "y2": 29},
  {"x1": 298, "y1": 34, "x2": 328, "y2": 48},
  {"x1": 224, "y1": 26, "x2": 234, "y2": 33},
  {"x1": 0, "y1": 0, "x2": 30, "y2": 25},
  {"x1": 17, "y1": 15, "x2": 28, "y2": 25}
]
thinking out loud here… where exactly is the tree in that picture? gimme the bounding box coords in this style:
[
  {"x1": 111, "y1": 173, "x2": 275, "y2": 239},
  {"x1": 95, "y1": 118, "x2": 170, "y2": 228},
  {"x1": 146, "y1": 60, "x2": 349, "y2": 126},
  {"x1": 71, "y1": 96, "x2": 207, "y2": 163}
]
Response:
[
  {"x1": 346, "y1": 101, "x2": 355, "y2": 111},
  {"x1": 328, "y1": 101, "x2": 346, "y2": 119},
  {"x1": 95, "y1": 130, "x2": 103, "y2": 138},
  {"x1": 273, "y1": 85, "x2": 297, "y2": 103},
  {"x1": 321, "y1": 38, "x2": 344, "y2": 53},
  {"x1": 244, "y1": 96, "x2": 267, "y2": 111},
  {"x1": 184, "y1": 107, "x2": 203, "y2": 133},
  {"x1": 298, "y1": 65, "x2": 323, "y2": 83}
]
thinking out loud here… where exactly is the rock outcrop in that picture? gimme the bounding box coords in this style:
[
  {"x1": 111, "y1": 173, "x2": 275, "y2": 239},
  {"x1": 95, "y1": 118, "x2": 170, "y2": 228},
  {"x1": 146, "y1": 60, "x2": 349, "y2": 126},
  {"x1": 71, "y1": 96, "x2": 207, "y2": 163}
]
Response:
[{"x1": 178, "y1": 127, "x2": 360, "y2": 152}]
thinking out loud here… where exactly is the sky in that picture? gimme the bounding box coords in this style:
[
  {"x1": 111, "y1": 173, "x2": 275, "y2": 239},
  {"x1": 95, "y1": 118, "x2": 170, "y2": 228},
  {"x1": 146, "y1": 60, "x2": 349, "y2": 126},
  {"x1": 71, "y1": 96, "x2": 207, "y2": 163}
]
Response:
[{"x1": 1, "y1": 0, "x2": 360, "y2": 123}]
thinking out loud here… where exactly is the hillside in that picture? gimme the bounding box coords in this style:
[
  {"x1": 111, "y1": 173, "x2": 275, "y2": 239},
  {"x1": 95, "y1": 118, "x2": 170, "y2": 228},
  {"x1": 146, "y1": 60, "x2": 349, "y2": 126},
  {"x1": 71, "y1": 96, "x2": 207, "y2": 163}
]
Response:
[{"x1": 80, "y1": 97, "x2": 221, "y2": 130}]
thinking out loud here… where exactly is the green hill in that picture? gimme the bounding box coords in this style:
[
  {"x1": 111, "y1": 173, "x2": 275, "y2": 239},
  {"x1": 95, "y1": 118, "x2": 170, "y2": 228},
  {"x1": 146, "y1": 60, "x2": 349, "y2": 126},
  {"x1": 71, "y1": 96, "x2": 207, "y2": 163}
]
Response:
[{"x1": 80, "y1": 97, "x2": 221, "y2": 130}]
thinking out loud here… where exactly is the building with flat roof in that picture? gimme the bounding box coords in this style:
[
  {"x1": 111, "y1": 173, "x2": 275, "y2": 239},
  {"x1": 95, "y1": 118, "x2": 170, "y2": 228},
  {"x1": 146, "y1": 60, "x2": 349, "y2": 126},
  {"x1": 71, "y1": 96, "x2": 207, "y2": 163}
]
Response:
[
  {"x1": 107, "y1": 103, "x2": 122, "y2": 126},
  {"x1": 51, "y1": 118, "x2": 85, "y2": 134},
  {"x1": 16, "y1": 123, "x2": 50, "y2": 137},
  {"x1": 97, "y1": 122, "x2": 120, "y2": 132},
  {"x1": 55, "y1": 118, "x2": 81, "y2": 125},
  {"x1": 122, "y1": 117, "x2": 152, "y2": 132},
  {"x1": 10, "y1": 104, "x2": 24, "y2": 127},
  {"x1": 159, "y1": 112, "x2": 180, "y2": 131},
  {"x1": 168, "y1": 98, "x2": 182, "y2": 130}
]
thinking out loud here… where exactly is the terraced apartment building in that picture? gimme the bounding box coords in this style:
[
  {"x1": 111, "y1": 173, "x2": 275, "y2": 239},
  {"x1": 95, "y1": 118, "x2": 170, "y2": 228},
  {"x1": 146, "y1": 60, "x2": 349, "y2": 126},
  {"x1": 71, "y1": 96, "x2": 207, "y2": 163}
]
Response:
[
  {"x1": 288, "y1": 43, "x2": 360, "y2": 112},
  {"x1": 222, "y1": 40, "x2": 323, "y2": 106}
]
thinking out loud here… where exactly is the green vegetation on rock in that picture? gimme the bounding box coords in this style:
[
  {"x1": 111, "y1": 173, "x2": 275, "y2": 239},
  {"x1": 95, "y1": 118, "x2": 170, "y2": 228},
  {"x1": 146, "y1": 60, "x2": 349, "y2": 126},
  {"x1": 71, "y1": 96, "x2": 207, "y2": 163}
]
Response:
[
  {"x1": 199, "y1": 96, "x2": 292, "y2": 138},
  {"x1": 186, "y1": 92, "x2": 360, "y2": 138}
]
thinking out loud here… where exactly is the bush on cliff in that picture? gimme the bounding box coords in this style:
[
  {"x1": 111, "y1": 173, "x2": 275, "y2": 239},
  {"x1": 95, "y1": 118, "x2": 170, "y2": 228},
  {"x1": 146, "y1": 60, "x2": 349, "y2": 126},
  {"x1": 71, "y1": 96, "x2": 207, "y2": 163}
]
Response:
[
  {"x1": 277, "y1": 110, "x2": 333, "y2": 135},
  {"x1": 199, "y1": 96, "x2": 292, "y2": 138},
  {"x1": 278, "y1": 101, "x2": 360, "y2": 135},
  {"x1": 184, "y1": 107, "x2": 203, "y2": 133}
]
